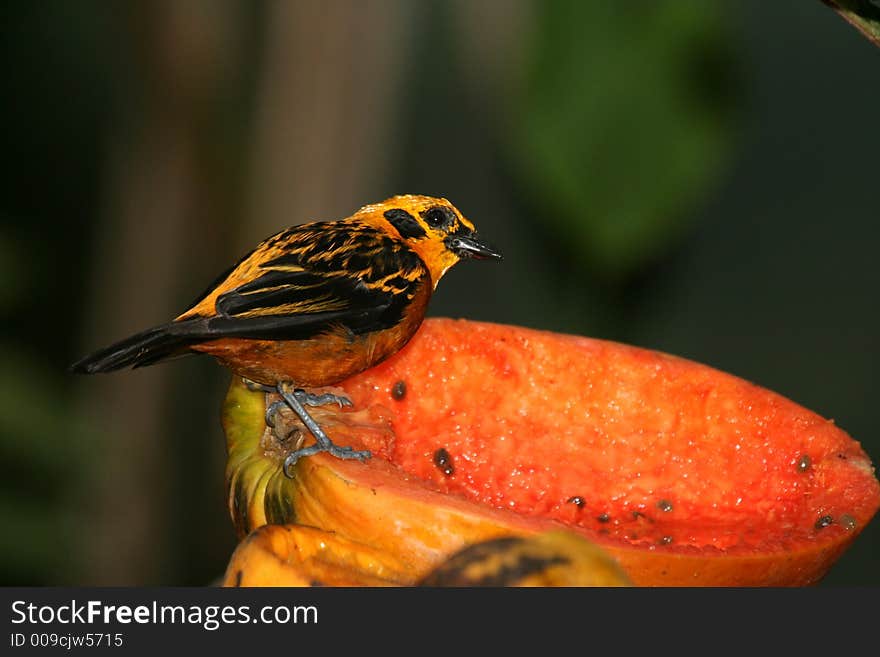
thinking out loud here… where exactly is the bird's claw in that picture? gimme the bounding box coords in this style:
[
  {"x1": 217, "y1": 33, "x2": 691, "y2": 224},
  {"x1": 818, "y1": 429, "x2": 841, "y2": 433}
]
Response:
[
  {"x1": 293, "y1": 389, "x2": 353, "y2": 409},
  {"x1": 283, "y1": 443, "x2": 371, "y2": 477},
  {"x1": 265, "y1": 399, "x2": 288, "y2": 428}
]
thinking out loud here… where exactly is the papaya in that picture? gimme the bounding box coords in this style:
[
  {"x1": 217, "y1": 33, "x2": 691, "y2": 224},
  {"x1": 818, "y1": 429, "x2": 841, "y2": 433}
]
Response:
[
  {"x1": 224, "y1": 526, "x2": 631, "y2": 587},
  {"x1": 416, "y1": 531, "x2": 631, "y2": 586},
  {"x1": 223, "y1": 319, "x2": 880, "y2": 586}
]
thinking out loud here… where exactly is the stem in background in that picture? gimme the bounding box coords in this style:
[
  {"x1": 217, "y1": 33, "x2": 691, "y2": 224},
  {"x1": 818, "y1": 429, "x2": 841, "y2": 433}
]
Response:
[
  {"x1": 74, "y1": 0, "x2": 242, "y2": 585},
  {"x1": 822, "y1": 0, "x2": 880, "y2": 47},
  {"x1": 243, "y1": 0, "x2": 411, "y2": 240}
]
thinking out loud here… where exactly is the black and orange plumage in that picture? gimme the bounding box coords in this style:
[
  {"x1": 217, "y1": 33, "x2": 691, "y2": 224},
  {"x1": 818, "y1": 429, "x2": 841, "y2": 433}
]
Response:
[{"x1": 72, "y1": 195, "x2": 501, "y2": 470}]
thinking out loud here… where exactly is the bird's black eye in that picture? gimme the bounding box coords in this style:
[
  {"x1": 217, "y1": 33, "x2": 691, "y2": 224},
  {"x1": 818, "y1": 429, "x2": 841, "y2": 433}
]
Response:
[{"x1": 422, "y1": 206, "x2": 454, "y2": 230}]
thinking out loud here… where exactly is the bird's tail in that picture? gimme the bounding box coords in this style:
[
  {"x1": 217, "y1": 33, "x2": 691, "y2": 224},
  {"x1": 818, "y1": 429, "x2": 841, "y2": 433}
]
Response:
[{"x1": 70, "y1": 318, "x2": 209, "y2": 374}]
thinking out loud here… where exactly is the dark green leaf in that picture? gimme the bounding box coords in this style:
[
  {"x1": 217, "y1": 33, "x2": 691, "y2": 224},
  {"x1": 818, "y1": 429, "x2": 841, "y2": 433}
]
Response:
[{"x1": 507, "y1": 2, "x2": 737, "y2": 278}]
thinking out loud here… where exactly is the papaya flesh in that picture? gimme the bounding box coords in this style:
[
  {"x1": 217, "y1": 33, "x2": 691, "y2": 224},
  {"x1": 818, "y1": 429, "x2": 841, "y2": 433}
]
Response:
[{"x1": 223, "y1": 318, "x2": 880, "y2": 586}]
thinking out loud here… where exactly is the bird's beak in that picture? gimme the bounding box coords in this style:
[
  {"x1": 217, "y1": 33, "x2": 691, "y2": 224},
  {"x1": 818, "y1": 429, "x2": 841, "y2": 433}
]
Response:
[{"x1": 445, "y1": 234, "x2": 503, "y2": 260}]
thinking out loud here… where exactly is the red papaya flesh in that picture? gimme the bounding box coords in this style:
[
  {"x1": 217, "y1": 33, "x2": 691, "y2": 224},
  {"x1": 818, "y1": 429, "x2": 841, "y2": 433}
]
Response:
[
  {"x1": 338, "y1": 319, "x2": 878, "y2": 583},
  {"x1": 224, "y1": 319, "x2": 879, "y2": 586}
]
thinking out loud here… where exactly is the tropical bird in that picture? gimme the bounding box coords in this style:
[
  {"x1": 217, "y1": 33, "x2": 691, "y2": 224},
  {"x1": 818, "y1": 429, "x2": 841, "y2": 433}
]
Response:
[{"x1": 71, "y1": 195, "x2": 502, "y2": 474}]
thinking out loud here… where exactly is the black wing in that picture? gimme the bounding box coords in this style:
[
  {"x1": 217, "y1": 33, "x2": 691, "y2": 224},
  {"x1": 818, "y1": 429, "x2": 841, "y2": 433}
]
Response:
[{"x1": 206, "y1": 222, "x2": 427, "y2": 341}]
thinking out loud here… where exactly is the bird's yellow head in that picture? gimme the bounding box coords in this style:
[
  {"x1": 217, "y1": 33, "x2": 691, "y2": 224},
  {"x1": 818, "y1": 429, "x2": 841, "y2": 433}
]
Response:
[{"x1": 359, "y1": 195, "x2": 502, "y2": 288}]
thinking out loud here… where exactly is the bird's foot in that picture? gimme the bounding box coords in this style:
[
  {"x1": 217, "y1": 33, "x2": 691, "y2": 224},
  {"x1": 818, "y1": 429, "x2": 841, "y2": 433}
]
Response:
[
  {"x1": 294, "y1": 390, "x2": 353, "y2": 409},
  {"x1": 282, "y1": 441, "x2": 372, "y2": 477},
  {"x1": 275, "y1": 381, "x2": 371, "y2": 476},
  {"x1": 258, "y1": 383, "x2": 352, "y2": 428}
]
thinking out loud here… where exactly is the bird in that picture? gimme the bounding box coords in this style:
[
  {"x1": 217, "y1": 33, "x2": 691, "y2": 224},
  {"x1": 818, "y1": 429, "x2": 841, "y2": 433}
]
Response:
[{"x1": 71, "y1": 195, "x2": 502, "y2": 474}]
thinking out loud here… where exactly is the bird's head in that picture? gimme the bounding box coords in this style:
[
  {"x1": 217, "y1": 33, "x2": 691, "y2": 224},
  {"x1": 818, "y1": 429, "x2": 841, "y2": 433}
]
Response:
[{"x1": 360, "y1": 195, "x2": 502, "y2": 288}]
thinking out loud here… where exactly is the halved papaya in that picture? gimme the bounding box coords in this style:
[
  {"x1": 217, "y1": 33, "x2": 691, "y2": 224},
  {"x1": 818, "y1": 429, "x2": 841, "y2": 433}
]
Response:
[{"x1": 223, "y1": 319, "x2": 880, "y2": 586}]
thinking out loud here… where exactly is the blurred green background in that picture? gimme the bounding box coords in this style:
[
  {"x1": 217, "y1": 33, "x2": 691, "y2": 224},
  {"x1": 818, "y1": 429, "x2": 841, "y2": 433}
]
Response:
[{"x1": 1, "y1": 0, "x2": 878, "y2": 586}]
